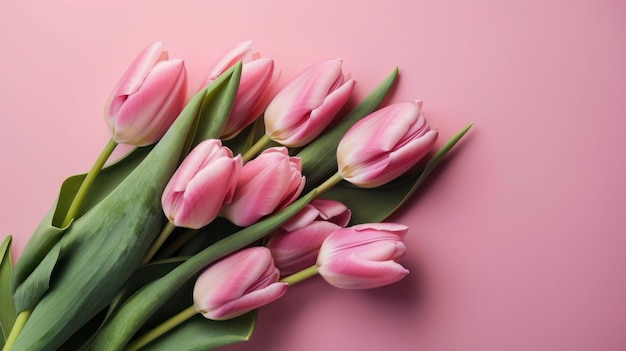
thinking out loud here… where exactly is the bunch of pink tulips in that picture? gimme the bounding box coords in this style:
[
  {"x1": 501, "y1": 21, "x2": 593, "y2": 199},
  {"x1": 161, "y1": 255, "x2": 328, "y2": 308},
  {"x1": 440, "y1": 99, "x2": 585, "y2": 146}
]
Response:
[{"x1": 2, "y1": 40, "x2": 470, "y2": 351}]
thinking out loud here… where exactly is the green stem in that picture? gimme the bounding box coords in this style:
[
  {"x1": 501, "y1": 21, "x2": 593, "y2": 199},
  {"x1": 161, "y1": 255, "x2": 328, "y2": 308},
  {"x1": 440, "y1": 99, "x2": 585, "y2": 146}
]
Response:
[
  {"x1": 241, "y1": 134, "x2": 271, "y2": 162},
  {"x1": 61, "y1": 138, "x2": 118, "y2": 227},
  {"x1": 124, "y1": 306, "x2": 197, "y2": 351},
  {"x1": 141, "y1": 222, "x2": 177, "y2": 265},
  {"x1": 314, "y1": 171, "x2": 343, "y2": 197},
  {"x1": 280, "y1": 265, "x2": 319, "y2": 285},
  {"x1": 2, "y1": 310, "x2": 32, "y2": 351}
]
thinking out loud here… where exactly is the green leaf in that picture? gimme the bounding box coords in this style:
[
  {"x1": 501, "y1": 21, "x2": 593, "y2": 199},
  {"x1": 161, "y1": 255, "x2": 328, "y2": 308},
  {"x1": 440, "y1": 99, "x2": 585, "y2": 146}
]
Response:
[
  {"x1": 322, "y1": 123, "x2": 473, "y2": 223},
  {"x1": 297, "y1": 67, "x2": 398, "y2": 186},
  {"x1": 191, "y1": 62, "x2": 242, "y2": 148},
  {"x1": 91, "y1": 191, "x2": 316, "y2": 351},
  {"x1": 0, "y1": 236, "x2": 17, "y2": 349},
  {"x1": 12, "y1": 243, "x2": 60, "y2": 312},
  {"x1": 9, "y1": 69, "x2": 242, "y2": 351},
  {"x1": 140, "y1": 312, "x2": 256, "y2": 351},
  {"x1": 11, "y1": 146, "x2": 153, "y2": 303}
]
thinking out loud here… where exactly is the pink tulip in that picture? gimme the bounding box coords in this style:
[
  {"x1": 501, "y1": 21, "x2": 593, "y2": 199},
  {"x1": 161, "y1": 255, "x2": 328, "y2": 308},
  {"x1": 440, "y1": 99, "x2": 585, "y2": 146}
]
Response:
[
  {"x1": 201, "y1": 41, "x2": 279, "y2": 140},
  {"x1": 264, "y1": 59, "x2": 356, "y2": 147},
  {"x1": 316, "y1": 223, "x2": 409, "y2": 289},
  {"x1": 222, "y1": 147, "x2": 306, "y2": 227},
  {"x1": 104, "y1": 41, "x2": 188, "y2": 146},
  {"x1": 267, "y1": 199, "x2": 351, "y2": 275},
  {"x1": 193, "y1": 247, "x2": 288, "y2": 320},
  {"x1": 337, "y1": 100, "x2": 438, "y2": 188},
  {"x1": 161, "y1": 139, "x2": 242, "y2": 229}
]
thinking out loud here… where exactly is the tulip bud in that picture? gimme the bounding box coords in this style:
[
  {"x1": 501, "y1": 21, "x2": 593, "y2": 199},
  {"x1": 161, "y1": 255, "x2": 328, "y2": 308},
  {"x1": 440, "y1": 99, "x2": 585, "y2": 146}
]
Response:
[
  {"x1": 222, "y1": 147, "x2": 306, "y2": 227},
  {"x1": 264, "y1": 59, "x2": 356, "y2": 147},
  {"x1": 337, "y1": 100, "x2": 438, "y2": 188},
  {"x1": 161, "y1": 139, "x2": 242, "y2": 229},
  {"x1": 193, "y1": 247, "x2": 288, "y2": 320},
  {"x1": 104, "y1": 41, "x2": 188, "y2": 146},
  {"x1": 201, "y1": 41, "x2": 279, "y2": 140},
  {"x1": 316, "y1": 223, "x2": 409, "y2": 289},
  {"x1": 267, "y1": 199, "x2": 351, "y2": 275}
]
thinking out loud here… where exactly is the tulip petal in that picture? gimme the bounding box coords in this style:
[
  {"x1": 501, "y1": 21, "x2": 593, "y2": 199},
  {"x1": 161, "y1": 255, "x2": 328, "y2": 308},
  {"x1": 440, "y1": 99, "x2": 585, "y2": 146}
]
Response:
[
  {"x1": 366, "y1": 129, "x2": 438, "y2": 187},
  {"x1": 194, "y1": 247, "x2": 286, "y2": 320},
  {"x1": 268, "y1": 221, "x2": 342, "y2": 274},
  {"x1": 113, "y1": 59, "x2": 187, "y2": 145},
  {"x1": 173, "y1": 157, "x2": 240, "y2": 228},
  {"x1": 115, "y1": 41, "x2": 167, "y2": 97},
  {"x1": 222, "y1": 148, "x2": 304, "y2": 226},
  {"x1": 201, "y1": 282, "x2": 288, "y2": 320},
  {"x1": 166, "y1": 140, "x2": 224, "y2": 193},
  {"x1": 283, "y1": 78, "x2": 356, "y2": 147},
  {"x1": 207, "y1": 41, "x2": 254, "y2": 81},
  {"x1": 318, "y1": 253, "x2": 408, "y2": 289},
  {"x1": 280, "y1": 204, "x2": 319, "y2": 232},
  {"x1": 265, "y1": 59, "x2": 349, "y2": 147},
  {"x1": 221, "y1": 59, "x2": 275, "y2": 139}
]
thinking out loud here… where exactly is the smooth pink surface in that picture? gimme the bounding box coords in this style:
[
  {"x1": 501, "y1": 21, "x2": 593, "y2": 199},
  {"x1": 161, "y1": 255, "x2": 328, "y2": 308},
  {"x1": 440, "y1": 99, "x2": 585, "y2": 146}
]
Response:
[{"x1": 1, "y1": 1, "x2": 625, "y2": 350}]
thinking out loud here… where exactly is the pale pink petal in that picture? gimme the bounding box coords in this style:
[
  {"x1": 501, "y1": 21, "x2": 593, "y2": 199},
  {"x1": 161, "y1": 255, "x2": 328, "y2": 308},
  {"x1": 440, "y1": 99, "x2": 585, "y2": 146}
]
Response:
[
  {"x1": 207, "y1": 41, "x2": 254, "y2": 81},
  {"x1": 318, "y1": 253, "x2": 408, "y2": 289},
  {"x1": 202, "y1": 282, "x2": 287, "y2": 320},
  {"x1": 114, "y1": 41, "x2": 167, "y2": 97},
  {"x1": 173, "y1": 157, "x2": 239, "y2": 228},
  {"x1": 268, "y1": 221, "x2": 341, "y2": 275},
  {"x1": 112, "y1": 59, "x2": 186, "y2": 145}
]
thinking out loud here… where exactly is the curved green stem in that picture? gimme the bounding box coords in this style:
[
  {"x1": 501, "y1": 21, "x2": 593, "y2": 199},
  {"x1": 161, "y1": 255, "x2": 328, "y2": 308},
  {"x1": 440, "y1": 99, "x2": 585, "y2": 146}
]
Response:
[
  {"x1": 2, "y1": 310, "x2": 32, "y2": 351},
  {"x1": 280, "y1": 265, "x2": 319, "y2": 285},
  {"x1": 124, "y1": 306, "x2": 197, "y2": 351},
  {"x1": 141, "y1": 222, "x2": 177, "y2": 265},
  {"x1": 61, "y1": 138, "x2": 118, "y2": 227},
  {"x1": 241, "y1": 134, "x2": 271, "y2": 162},
  {"x1": 314, "y1": 171, "x2": 343, "y2": 197}
]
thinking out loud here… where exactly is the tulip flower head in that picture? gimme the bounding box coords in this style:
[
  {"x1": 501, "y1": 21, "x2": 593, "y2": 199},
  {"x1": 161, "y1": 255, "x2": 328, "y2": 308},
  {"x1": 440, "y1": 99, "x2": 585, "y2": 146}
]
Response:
[
  {"x1": 264, "y1": 58, "x2": 356, "y2": 147},
  {"x1": 316, "y1": 223, "x2": 409, "y2": 289},
  {"x1": 105, "y1": 41, "x2": 188, "y2": 146},
  {"x1": 337, "y1": 100, "x2": 438, "y2": 188},
  {"x1": 161, "y1": 139, "x2": 242, "y2": 229},
  {"x1": 201, "y1": 41, "x2": 279, "y2": 140},
  {"x1": 222, "y1": 147, "x2": 306, "y2": 227},
  {"x1": 267, "y1": 199, "x2": 351, "y2": 275},
  {"x1": 193, "y1": 247, "x2": 288, "y2": 320}
]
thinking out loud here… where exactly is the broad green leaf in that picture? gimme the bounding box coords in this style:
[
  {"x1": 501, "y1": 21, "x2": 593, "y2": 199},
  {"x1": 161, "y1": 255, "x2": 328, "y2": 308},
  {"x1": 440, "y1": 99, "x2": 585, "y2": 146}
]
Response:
[
  {"x1": 322, "y1": 123, "x2": 473, "y2": 223},
  {"x1": 140, "y1": 312, "x2": 256, "y2": 351},
  {"x1": 56, "y1": 258, "x2": 190, "y2": 351},
  {"x1": 298, "y1": 68, "x2": 398, "y2": 186},
  {"x1": 0, "y1": 236, "x2": 17, "y2": 349},
  {"x1": 9, "y1": 69, "x2": 242, "y2": 351},
  {"x1": 12, "y1": 243, "x2": 60, "y2": 312},
  {"x1": 91, "y1": 191, "x2": 316, "y2": 351},
  {"x1": 11, "y1": 146, "x2": 152, "y2": 302}
]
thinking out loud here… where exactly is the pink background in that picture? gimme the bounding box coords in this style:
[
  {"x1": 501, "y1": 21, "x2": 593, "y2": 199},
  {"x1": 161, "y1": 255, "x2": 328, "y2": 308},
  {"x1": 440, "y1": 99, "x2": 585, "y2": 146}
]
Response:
[{"x1": 2, "y1": 1, "x2": 625, "y2": 350}]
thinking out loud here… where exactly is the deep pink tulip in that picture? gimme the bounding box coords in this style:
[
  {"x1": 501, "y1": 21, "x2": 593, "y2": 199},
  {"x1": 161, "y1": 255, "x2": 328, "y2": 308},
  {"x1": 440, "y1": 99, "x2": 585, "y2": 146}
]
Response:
[
  {"x1": 201, "y1": 41, "x2": 279, "y2": 140},
  {"x1": 104, "y1": 41, "x2": 188, "y2": 146},
  {"x1": 337, "y1": 100, "x2": 438, "y2": 188},
  {"x1": 193, "y1": 247, "x2": 288, "y2": 320},
  {"x1": 222, "y1": 147, "x2": 306, "y2": 227},
  {"x1": 161, "y1": 139, "x2": 242, "y2": 229},
  {"x1": 316, "y1": 223, "x2": 409, "y2": 289},
  {"x1": 264, "y1": 59, "x2": 356, "y2": 147},
  {"x1": 267, "y1": 199, "x2": 351, "y2": 275}
]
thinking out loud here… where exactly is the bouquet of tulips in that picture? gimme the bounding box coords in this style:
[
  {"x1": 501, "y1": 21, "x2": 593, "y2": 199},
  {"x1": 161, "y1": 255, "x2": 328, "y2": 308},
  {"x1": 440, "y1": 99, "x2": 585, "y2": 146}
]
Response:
[{"x1": 0, "y1": 41, "x2": 471, "y2": 351}]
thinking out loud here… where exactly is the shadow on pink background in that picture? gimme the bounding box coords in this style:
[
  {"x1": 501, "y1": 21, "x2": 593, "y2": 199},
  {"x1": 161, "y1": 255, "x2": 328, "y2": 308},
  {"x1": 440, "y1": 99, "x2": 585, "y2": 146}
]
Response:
[{"x1": 1, "y1": 1, "x2": 625, "y2": 350}]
